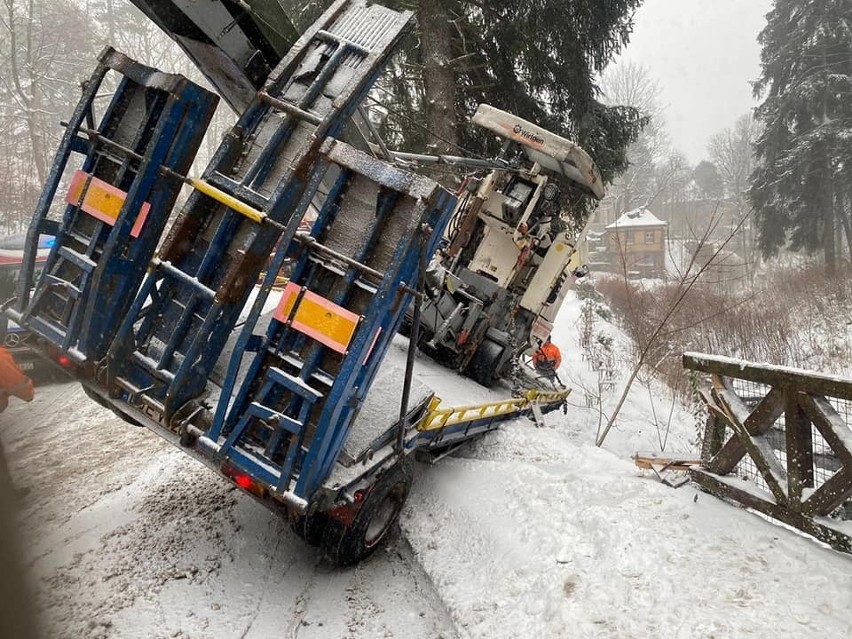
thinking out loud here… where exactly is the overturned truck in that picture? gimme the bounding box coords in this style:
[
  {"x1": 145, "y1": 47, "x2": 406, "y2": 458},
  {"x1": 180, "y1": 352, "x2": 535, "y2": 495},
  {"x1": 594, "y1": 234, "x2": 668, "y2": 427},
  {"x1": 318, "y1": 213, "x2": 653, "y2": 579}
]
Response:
[{"x1": 5, "y1": 0, "x2": 602, "y2": 564}]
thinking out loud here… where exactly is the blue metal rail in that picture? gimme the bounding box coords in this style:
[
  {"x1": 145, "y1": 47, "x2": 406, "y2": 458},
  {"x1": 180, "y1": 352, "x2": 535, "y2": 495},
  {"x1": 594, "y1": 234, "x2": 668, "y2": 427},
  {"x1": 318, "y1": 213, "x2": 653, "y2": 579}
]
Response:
[
  {"x1": 7, "y1": 47, "x2": 217, "y2": 365},
  {"x1": 105, "y1": 0, "x2": 415, "y2": 421},
  {"x1": 196, "y1": 139, "x2": 456, "y2": 504}
]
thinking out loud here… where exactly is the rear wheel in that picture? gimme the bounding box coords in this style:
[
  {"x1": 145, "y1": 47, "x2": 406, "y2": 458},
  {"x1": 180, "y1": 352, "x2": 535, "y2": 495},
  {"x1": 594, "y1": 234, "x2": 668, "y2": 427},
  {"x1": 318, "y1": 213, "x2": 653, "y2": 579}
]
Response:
[
  {"x1": 466, "y1": 338, "x2": 505, "y2": 387},
  {"x1": 322, "y1": 462, "x2": 412, "y2": 566},
  {"x1": 290, "y1": 511, "x2": 330, "y2": 548}
]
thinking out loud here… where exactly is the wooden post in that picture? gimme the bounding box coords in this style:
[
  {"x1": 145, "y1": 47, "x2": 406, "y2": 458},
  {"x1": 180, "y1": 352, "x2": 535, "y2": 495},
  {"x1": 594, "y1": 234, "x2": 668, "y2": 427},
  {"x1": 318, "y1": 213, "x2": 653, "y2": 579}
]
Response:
[
  {"x1": 683, "y1": 352, "x2": 852, "y2": 554},
  {"x1": 785, "y1": 390, "x2": 814, "y2": 507},
  {"x1": 700, "y1": 412, "x2": 727, "y2": 464}
]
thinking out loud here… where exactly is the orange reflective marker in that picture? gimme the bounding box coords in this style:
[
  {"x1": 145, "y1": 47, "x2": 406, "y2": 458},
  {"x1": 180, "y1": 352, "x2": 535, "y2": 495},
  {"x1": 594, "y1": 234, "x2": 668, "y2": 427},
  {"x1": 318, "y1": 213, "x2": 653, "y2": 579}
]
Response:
[
  {"x1": 66, "y1": 170, "x2": 150, "y2": 238},
  {"x1": 274, "y1": 282, "x2": 360, "y2": 354}
]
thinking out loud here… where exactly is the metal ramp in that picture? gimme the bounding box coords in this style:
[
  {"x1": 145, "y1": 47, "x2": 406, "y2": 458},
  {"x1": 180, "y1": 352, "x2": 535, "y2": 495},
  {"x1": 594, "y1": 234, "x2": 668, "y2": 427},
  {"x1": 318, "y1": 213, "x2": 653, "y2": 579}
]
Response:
[
  {"x1": 8, "y1": 48, "x2": 217, "y2": 365},
  {"x1": 105, "y1": 0, "x2": 414, "y2": 421},
  {"x1": 414, "y1": 388, "x2": 571, "y2": 448},
  {"x1": 197, "y1": 139, "x2": 456, "y2": 503}
]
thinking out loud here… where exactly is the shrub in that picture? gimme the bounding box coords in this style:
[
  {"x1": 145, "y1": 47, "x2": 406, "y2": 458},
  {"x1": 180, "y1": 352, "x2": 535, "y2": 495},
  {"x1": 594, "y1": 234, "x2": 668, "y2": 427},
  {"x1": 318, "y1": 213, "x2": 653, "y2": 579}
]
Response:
[{"x1": 595, "y1": 261, "x2": 852, "y2": 399}]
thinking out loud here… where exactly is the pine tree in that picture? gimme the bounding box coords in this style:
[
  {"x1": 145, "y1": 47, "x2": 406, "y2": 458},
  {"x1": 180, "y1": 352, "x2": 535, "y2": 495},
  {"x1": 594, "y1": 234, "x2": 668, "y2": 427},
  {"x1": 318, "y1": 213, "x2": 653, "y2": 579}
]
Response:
[
  {"x1": 281, "y1": 1, "x2": 646, "y2": 191},
  {"x1": 749, "y1": 0, "x2": 852, "y2": 268}
]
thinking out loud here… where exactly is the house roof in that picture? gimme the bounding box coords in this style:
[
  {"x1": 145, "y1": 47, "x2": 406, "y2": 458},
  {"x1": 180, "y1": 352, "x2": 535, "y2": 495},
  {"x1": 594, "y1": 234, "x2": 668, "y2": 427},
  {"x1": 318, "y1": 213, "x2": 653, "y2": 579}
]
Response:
[{"x1": 605, "y1": 207, "x2": 667, "y2": 230}]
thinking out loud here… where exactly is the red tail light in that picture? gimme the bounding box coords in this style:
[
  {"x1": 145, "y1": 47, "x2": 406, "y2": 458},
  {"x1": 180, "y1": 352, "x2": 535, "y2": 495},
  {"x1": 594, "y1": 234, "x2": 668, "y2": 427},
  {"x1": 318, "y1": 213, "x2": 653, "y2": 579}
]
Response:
[
  {"x1": 57, "y1": 354, "x2": 71, "y2": 367},
  {"x1": 234, "y1": 473, "x2": 253, "y2": 490},
  {"x1": 220, "y1": 462, "x2": 268, "y2": 498}
]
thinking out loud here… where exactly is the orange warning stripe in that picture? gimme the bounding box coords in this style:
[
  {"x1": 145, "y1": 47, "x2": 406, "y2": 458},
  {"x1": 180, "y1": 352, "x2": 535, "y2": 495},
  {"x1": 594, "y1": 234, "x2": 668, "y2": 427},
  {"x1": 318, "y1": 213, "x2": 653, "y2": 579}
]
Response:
[
  {"x1": 274, "y1": 282, "x2": 360, "y2": 354},
  {"x1": 66, "y1": 170, "x2": 150, "y2": 238}
]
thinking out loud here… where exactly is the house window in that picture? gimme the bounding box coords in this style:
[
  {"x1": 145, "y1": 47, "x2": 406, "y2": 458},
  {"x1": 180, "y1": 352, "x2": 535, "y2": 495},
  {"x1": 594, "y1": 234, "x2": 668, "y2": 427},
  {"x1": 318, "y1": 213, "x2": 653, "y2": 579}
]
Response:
[
  {"x1": 644, "y1": 231, "x2": 655, "y2": 244},
  {"x1": 626, "y1": 232, "x2": 634, "y2": 244}
]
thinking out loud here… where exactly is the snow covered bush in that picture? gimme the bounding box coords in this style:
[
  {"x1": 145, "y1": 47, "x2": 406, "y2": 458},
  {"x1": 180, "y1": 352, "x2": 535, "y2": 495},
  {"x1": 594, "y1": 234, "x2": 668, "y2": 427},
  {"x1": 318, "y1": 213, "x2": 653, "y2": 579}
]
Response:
[{"x1": 595, "y1": 261, "x2": 852, "y2": 401}]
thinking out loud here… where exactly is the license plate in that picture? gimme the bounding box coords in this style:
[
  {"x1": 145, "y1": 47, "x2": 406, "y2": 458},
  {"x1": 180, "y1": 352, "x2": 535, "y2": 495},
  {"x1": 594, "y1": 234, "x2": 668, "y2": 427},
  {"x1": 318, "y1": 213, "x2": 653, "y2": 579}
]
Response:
[{"x1": 18, "y1": 361, "x2": 34, "y2": 371}]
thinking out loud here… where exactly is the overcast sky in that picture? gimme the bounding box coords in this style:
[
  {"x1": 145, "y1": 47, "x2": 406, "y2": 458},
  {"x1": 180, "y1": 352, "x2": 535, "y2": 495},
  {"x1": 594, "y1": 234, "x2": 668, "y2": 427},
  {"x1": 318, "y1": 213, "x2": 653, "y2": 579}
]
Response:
[{"x1": 611, "y1": 0, "x2": 773, "y2": 163}]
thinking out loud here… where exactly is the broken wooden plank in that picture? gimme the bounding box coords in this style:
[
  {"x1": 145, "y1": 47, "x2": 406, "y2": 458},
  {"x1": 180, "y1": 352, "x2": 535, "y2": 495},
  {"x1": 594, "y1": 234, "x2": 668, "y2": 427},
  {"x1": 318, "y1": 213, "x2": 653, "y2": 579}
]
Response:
[{"x1": 632, "y1": 454, "x2": 702, "y2": 472}]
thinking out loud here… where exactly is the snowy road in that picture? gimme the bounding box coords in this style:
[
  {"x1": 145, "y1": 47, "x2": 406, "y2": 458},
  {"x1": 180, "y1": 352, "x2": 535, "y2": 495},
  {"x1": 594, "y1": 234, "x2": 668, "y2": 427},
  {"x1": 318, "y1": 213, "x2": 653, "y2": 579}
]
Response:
[
  {"x1": 4, "y1": 289, "x2": 852, "y2": 638},
  {"x1": 2, "y1": 382, "x2": 456, "y2": 639}
]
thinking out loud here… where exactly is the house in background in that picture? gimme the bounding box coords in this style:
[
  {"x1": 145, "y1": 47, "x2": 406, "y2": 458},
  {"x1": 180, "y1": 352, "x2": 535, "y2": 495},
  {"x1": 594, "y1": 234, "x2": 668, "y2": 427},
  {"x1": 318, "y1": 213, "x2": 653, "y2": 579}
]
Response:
[{"x1": 604, "y1": 207, "x2": 667, "y2": 278}]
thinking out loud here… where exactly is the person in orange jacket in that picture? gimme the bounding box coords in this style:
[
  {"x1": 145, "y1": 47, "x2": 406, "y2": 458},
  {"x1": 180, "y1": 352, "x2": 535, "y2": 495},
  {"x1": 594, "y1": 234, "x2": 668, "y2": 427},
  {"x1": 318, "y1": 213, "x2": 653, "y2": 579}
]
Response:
[
  {"x1": 0, "y1": 346, "x2": 34, "y2": 500},
  {"x1": 0, "y1": 346, "x2": 34, "y2": 412},
  {"x1": 0, "y1": 346, "x2": 39, "y2": 638},
  {"x1": 532, "y1": 336, "x2": 562, "y2": 376}
]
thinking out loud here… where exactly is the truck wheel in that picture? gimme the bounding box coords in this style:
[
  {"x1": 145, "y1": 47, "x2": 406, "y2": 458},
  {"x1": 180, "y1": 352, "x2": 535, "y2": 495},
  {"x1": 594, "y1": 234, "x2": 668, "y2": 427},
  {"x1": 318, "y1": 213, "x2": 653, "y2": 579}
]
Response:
[
  {"x1": 466, "y1": 339, "x2": 504, "y2": 387},
  {"x1": 322, "y1": 462, "x2": 412, "y2": 566},
  {"x1": 289, "y1": 511, "x2": 329, "y2": 548}
]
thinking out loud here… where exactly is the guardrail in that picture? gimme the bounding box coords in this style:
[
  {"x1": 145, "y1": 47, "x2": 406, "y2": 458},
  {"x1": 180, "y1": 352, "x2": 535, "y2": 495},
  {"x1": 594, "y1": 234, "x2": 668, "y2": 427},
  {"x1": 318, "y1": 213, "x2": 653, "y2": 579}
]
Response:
[{"x1": 684, "y1": 352, "x2": 852, "y2": 553}]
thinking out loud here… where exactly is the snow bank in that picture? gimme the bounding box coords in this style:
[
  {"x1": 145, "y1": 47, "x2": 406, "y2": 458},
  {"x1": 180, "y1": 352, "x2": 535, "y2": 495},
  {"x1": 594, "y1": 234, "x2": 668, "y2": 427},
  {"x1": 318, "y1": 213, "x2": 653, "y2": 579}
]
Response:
[{"x1": 400, "y1": 289, "x2": 852, "y2": 638}]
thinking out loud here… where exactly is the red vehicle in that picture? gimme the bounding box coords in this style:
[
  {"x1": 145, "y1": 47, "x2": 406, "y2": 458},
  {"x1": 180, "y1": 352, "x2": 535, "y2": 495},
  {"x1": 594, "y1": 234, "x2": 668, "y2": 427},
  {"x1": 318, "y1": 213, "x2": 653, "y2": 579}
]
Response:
[{"x1": 0, "y1": 234, "x2": 73, "y2": 379}]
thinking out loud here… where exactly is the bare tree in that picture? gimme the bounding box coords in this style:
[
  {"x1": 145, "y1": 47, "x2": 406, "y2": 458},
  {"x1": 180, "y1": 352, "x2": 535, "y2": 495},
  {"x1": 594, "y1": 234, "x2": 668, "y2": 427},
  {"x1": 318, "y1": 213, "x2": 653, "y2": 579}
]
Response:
[
  {"x1": 0, "y1": 0, "x2": 235, "y2": 235},
  {"x1": 596, "y1": 205, "x2": 750, "y2": 448},
  {"x1": 0, "y1": 0, "x2": 95, "y2": 230},
  {"x1": 601, "y1": 60, "x2": 661, "y2": 117},
  {"x1": 600, "y1": 61, "x2": 671, "y2": 213},
  {"x1": 708, "y1": 113, "x2": 761, "y2": 277}
]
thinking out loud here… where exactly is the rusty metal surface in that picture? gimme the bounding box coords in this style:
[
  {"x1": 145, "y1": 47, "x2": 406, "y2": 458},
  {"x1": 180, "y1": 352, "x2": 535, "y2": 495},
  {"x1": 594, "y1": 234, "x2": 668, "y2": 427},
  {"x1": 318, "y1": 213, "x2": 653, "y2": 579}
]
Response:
[
  {"x1": 98, "y1": 47, "x2": 186, "y2": 94},
  {"x1": 127, "y1": 0, "x2": 299, "y2": 111}
]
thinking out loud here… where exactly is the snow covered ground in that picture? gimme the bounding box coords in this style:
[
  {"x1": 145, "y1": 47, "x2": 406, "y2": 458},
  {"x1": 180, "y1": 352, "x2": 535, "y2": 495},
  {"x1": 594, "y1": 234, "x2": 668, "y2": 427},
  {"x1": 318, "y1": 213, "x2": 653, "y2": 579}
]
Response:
[
  {"x1": 3, "y1": 391, "x2": 455, "y2": 639},
  {"x1": 400, "y1": 292, "x2": 852, "y2": 638},
  {"x1": 3, "y1": 290, "x2": 852, "y2": 638}
]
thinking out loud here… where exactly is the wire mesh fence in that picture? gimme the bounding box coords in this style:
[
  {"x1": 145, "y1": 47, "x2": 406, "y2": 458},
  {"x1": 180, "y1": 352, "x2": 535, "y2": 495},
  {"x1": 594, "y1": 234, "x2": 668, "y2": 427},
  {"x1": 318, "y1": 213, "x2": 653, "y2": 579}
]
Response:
[{"x1": 724, "y1": 377, "x2": 852, "y2": 518}]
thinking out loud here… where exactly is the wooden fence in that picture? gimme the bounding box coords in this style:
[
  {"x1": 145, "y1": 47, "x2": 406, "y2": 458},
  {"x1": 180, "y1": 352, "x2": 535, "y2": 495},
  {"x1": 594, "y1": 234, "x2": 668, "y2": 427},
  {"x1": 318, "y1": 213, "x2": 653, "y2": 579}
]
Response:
[{"x1": 684, "y1": 352, "x2": 852, "y2": 553}]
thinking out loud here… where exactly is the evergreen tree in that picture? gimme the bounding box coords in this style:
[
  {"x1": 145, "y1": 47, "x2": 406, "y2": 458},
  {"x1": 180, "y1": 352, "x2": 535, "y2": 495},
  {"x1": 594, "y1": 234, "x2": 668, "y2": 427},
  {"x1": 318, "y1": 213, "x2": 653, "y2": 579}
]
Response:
[
  {"x1": 281, "y1": 0, "x2": 646, "y2": 192},
  {"x1": 749, "y1": 0, "x2": 852, "y2": 268},
  {"x1": 693, "y1": 161, "x2": 723, "y2": 201}
]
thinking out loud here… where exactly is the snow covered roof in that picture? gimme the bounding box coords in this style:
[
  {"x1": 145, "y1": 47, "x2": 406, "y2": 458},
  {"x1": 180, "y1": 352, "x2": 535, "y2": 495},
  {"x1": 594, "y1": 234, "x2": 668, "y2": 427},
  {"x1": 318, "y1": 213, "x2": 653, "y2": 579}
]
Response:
[{"x1": 605, "y1": 207, "x2": 667, "y2": 230}]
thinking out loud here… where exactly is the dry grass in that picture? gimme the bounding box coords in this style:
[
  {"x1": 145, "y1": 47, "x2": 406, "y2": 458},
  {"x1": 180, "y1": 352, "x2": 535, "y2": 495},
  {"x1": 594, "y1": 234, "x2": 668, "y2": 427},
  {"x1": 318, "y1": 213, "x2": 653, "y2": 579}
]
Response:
[{"x1": 595, "y1": 261, "x2": 852, "y2": 397}]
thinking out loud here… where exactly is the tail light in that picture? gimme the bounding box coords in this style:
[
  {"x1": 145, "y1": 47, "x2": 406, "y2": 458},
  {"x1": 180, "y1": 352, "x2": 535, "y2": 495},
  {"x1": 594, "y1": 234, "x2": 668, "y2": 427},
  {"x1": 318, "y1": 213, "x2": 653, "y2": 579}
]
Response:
[{"x1": 221, "y1": 463, "x2": 268, "y2": 498}]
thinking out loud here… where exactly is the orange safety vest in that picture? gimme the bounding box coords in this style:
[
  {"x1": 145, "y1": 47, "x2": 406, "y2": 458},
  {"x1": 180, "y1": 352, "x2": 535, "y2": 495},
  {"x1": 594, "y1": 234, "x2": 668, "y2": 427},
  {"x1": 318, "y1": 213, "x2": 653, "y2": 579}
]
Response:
[
  {"x1": 532, "y1": 341, "x2": 562, "y2": 373},
  {"x1": 0, "y1": 347, "x2": 34, "y2": 412}
]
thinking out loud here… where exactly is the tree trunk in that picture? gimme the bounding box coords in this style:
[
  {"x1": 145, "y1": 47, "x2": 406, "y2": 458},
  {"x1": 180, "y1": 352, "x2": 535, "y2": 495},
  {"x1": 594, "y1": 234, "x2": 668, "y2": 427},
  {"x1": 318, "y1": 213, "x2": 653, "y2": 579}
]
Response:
[
  {"x1": 5, "y1": 0, "x2": 47, "y2": 185},
  {"x1": 418, "y1": 0, "x2": 458, "y2": 157},
  {"x1": 822, "y1": 145, "x2": 836, "y2": 274}
]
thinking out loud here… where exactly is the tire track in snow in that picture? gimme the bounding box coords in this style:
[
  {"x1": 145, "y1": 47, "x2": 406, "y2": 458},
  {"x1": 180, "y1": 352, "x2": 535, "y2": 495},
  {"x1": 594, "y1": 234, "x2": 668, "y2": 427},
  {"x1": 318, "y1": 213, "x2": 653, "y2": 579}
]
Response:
[{"x1": 10, "y1": 382, "x2": 459, "y2": 639}]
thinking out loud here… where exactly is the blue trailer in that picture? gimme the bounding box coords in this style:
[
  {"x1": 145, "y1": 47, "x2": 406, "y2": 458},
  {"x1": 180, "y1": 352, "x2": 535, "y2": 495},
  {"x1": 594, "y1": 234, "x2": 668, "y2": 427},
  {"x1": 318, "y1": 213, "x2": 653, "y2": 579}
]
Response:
[{"x1": 6, "y1": 0, "x2": 573, "y2": 564}]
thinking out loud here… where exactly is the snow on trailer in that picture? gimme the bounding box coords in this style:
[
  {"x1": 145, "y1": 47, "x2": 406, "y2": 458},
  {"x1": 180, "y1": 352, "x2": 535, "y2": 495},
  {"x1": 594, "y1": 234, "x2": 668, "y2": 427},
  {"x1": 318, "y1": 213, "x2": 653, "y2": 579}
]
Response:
[{"x1": 8, "y1": 0, "x2": 571, "y2": 565}]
